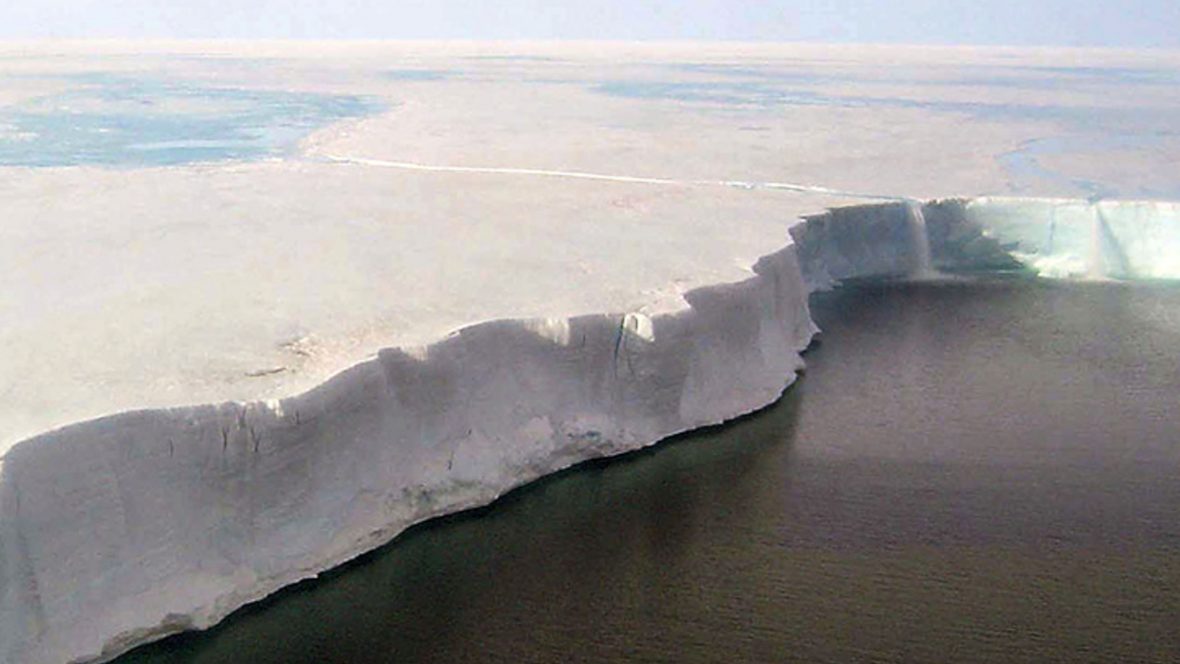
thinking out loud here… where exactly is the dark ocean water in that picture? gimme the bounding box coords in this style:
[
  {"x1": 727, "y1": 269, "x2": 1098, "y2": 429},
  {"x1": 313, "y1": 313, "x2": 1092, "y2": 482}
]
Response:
[{"x1": 119, "y1": 277, "x2": 1180, "y2": 664}]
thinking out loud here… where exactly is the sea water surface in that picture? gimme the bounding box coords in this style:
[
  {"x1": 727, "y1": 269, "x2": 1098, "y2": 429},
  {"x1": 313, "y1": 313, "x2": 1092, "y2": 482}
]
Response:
[{"x1": 119, "y1": 277, "x2": 1180, "y2": 663}]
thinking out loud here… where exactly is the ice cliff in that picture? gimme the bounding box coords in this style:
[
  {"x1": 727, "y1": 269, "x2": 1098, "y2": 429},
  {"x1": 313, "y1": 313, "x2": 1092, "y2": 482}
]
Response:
[
  {"x1": 964, "y1": 197, "x2": 1180, "y2": 280},
  {"x1": 1, "y1": 196, "x2": 1176, "y2": 664}
]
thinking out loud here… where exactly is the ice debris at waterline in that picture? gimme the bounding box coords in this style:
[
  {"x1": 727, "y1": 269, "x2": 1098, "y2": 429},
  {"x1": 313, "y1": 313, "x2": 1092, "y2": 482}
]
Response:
[{"x1": 1, "y1": 196, "x2": 1178, "y2": 664}]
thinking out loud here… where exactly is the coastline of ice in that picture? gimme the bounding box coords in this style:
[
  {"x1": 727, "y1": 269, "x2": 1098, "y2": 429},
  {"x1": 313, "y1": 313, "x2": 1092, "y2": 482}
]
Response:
[{"x1": 1, "y1": 195, "x2": 1177, "y2": 664}]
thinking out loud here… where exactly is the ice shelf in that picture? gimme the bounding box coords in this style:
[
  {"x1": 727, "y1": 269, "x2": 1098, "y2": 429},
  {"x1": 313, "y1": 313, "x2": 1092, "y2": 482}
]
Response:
[
  {"x1": 1, "y1": 42, "x2": 1179, "y2": 664},
  {"x1": 3, "y1": 194, "x2": 1178, "y2": 664}
]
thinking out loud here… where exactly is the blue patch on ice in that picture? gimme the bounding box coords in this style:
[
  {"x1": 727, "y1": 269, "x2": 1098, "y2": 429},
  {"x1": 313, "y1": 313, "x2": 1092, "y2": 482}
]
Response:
[
  {"x1": 592, "y1": 80, "x2": 832, "y2": 107},
  {"x1": 1018, "y1": 65, "x2": 1180, "y2": 86},
  {"x1": 666, "y1": 62, "x2": 1180, "y2": 90},
  {"x1": 591, "y1": 63, "x2": 1180, "y2": 200},
  {"x1": 0, "y1": 73, "x2": 384, "y2": 167},
  {"x1": 593, "y1": 69, "x2": 1180, "y2": 127},
  {"x1": 465, "y1": 55, "x2": 564, "y2": 63},
  {"x1": 384, "y1": 69, "x2": 453, "y2": 81}
]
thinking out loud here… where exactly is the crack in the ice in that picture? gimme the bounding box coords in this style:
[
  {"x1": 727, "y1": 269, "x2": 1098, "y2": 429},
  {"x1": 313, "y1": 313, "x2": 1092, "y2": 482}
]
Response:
[{"x1": 316, "y1": 154, "x2": 907, "y2": 202}]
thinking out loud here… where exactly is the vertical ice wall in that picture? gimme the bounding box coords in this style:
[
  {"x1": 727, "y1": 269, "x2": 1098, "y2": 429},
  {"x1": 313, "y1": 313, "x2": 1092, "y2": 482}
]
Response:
[
  {"x1": 788, "y1": 199, "x2": 1019, "y2": 289},
  {"x1": 1, "y1": 196, "x2": 1176, "y2": 664},
  {"x1": 0, "y1": 245, "x2": 819, "y2": 664},
  {"x1": 965, "y1": 198, "x2": 1180, "y2": 279}
]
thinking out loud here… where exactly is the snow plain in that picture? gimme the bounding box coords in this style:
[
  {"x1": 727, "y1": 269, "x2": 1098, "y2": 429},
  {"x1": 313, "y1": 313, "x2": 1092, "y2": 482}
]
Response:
[{"x1": 1, "y1": 42, "x2": 1178, "y2": 664}]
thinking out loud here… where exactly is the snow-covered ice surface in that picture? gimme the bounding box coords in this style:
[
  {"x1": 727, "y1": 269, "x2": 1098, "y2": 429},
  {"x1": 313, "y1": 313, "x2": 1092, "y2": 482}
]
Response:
[{"x1": 1, "y1": 42, "x2": 1178, "y2": 664}]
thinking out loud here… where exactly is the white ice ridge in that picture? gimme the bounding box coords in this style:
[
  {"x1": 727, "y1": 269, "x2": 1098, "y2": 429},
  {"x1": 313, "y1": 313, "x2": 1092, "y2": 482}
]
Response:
[
  {"x1": 1, "y1": 196, "x2": 1178, "y2": 664},
  {"x1": 320, "y1": 154, "x2": 904, "y2": 201}
]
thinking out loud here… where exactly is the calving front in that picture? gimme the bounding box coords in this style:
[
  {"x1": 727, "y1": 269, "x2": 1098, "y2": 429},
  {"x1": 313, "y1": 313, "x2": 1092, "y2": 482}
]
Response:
[
  {"x1": 965, "y1": 198, "x2": 1180, "y2": 280},
  {"x1": 2, "y1": 195, "x2": 1177, "y2": 664}
]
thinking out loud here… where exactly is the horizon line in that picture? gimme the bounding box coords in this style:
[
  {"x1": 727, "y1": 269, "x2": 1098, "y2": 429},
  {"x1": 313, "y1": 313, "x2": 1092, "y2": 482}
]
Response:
[{"x1": 0, "y1": 37, "x2": 1177, "y2": 52}]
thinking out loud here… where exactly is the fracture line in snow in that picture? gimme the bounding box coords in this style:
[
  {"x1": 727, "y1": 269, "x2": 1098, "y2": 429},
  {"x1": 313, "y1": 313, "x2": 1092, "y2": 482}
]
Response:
[{"x1": 318, "y1": 154, "x2": 907, "y2": 202}]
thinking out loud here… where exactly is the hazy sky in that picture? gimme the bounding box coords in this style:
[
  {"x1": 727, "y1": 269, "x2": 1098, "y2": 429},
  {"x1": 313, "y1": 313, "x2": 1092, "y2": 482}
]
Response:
[{"x1": 2, "y1": 0, "x2": 1178, "y2": 48}]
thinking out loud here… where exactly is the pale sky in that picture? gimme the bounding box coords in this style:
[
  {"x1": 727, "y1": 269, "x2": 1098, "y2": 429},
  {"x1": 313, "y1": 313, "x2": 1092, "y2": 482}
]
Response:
[{"x1": 2, "y1": 0, "x2": 1178, "y2": 48}]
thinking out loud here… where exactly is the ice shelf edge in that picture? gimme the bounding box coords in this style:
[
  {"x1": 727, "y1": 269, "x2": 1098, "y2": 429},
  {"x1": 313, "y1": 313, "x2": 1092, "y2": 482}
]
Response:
[{"x1": 1, "y1": 196, "x2": 1177, "y2": 664}]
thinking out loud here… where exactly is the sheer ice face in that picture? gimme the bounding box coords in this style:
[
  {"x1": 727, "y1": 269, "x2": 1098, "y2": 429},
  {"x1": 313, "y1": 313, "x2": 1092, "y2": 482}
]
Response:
[
  {"x1": 4, "y1": 193, "x2": 1177, "y2": 664},
  {"x1": 966, "y1": 198, "x2": 1180, "y2": 280}
]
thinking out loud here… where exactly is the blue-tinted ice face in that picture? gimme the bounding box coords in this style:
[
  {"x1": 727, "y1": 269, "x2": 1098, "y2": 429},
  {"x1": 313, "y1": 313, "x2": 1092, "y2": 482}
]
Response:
[{"x1": 0, "y1": 73, "x2": 383, "y2": 167}]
